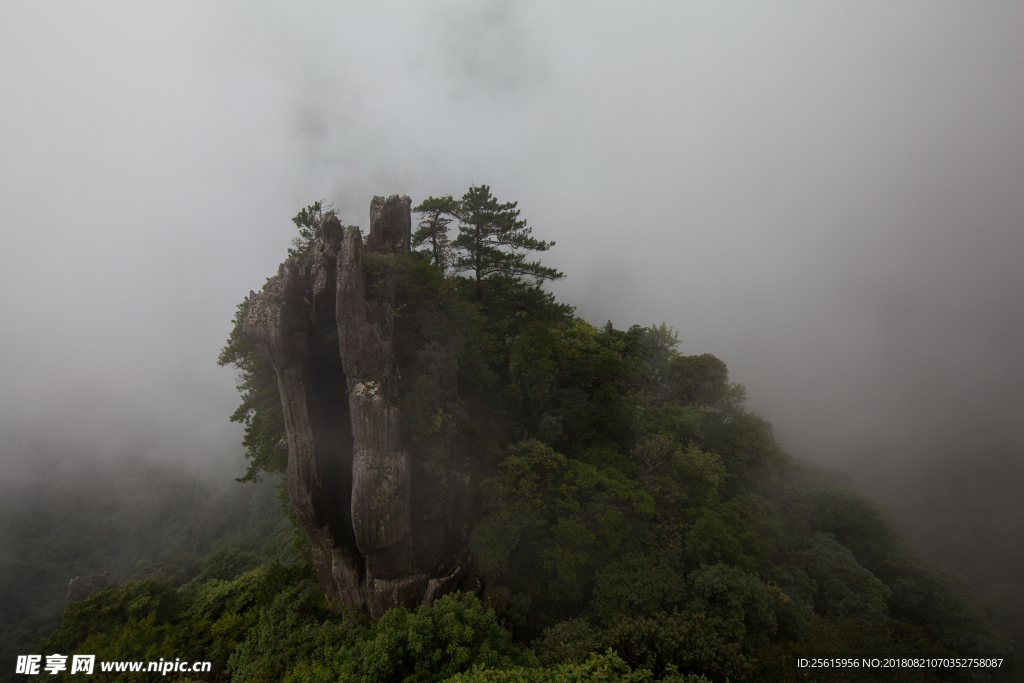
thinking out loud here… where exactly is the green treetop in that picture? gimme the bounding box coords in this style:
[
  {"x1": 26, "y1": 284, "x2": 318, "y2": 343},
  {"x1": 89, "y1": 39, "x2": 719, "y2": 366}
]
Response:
[
  {"x1": 287, "y1": 200, "x2": 336, "y2": 261},
  {"x1": 451, "y1": 185, "x2": 564, "y2": 301},
  {"x1": 412, "y1": 195, "x2": 458, "y2": 269}
]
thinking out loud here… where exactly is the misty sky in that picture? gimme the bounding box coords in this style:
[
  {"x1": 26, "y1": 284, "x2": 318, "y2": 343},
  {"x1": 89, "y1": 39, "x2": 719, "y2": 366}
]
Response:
[{"x1": 1, "y1": 2, "x2": 1021, "y2": 489}]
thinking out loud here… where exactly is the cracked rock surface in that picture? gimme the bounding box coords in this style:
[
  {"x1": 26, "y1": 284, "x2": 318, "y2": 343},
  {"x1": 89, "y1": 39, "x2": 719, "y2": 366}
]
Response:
[{"x1": 244, "y1": 195, "x2": 464, "y2": 617}]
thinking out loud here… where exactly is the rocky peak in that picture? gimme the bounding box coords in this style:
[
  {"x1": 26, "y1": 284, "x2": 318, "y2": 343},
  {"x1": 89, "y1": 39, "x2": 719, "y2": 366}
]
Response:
[
  {"x1": 366, "y1": 194, "x2": 412, "y2": 255},
  {"x1": 244, "y1": 195, "x2": 464, "y2": 618}
]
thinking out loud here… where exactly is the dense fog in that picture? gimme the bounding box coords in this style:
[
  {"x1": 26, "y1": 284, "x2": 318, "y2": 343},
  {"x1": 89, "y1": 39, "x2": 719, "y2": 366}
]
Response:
[{"x1": 1, "y1": 0, "x2": 1021, "y2": 603}]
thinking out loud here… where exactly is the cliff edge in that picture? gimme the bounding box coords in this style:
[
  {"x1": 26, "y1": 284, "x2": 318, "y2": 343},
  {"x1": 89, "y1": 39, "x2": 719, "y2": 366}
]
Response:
[{"x1": 243, "y1": 195, "x2": 464, "y2": 617}]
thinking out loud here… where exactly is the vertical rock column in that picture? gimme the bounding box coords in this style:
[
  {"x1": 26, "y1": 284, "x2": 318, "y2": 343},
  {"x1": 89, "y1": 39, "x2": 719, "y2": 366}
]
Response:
[
  {"x1": 244, "y1": 195, "x2": 463, "y2": 618},
  {"x1": 337, "y1": 195, "x2": 424, "y2": 617},
  {"x1": 243, "y1": 235, "x2": 364, "y2": 609}
]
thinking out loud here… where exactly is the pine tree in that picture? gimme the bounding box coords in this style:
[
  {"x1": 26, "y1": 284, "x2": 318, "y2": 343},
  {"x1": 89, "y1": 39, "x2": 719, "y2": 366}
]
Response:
[
  {"x1": 451, "y1": 185, "x2": 563, "y2": 302},
  {"x1": 412, "y1": 195, "x2": 458, "y2": 269}
]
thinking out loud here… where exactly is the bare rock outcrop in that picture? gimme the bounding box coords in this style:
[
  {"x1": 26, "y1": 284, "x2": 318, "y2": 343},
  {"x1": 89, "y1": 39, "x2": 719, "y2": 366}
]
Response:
[
  {"x1": 66, "y1": 572, "x2": 117, "y2": 602},
  {"x1": 244, "y1": 195, "x2": 464, "y2": 617}
]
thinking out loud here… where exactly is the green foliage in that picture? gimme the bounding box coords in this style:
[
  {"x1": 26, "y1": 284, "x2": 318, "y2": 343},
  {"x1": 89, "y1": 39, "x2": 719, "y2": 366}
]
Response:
[
  {"x1": 977, "y1": 583, "x2": 1024, "y2": 657},
  {"x1": 0, "y1": 458, "x2": 289, "y2": 679},
  {"x1": 228, "y1": 589, "x2": 535, "y2": 683},
  {"x1": 32, "y1": 559, "x2": 340, "y2": 682},
  {"x1": 685, "y1": 509, "x2": 745, "y2": 567},
  {"x1": 590, "y1": 552, "x2": 686, "y2": 623},
  {"x1": 531, "y1": 619, "x2": 601, "y2": 666},
  {"x1": 35, "y1": 577, "x2": 207, "y2": 683},
  {"x1": 535, "y1": 614, "x2": 750, "y2": 681},
  {"x1": 392, "y1": 252, "x2": 499, "y2": 447},
  {"x1": 881, "y1": 550, "x2": 1011, "y2": 656},
  {"x1": 451, "y1": 185, "x2": 563, "y2": 302},
  {"x1": 413, "y1": 195, "x2": 458, "y2": 268},
  {"x1": 342, "y1": 592, "x2": 535, "y2": 683},
  {"x1": 788, "y1": 481, "x2": 908, "y2": 568},
  {"x1": 194, "y1": 547, "x2": 263, "y2": 584},
  {"x1": 622, "y1": 324, "x2": 682, "y2": 389},
  {"x1": 703, "y1": 412, "x2": 785, "y2": 488},
  {"x1": 471, "y1": 440, "x2": 653, "y2": 608},
  {"x1": 289, "y1": 200, "x2": 337, "y2": 261},
  {"x1": 227, "y1": 578, "x2": 365, "y2": 683},
  {"x1": 775, "y1": 471, "x2": 1011, "y2": 655},
  {"x1": 599, "y1": 613, "x2": 752, "y2": 681},
  {"x1": 448, "y1": 650, "x2": 711, "y2": 683},
  {"x1": 508, "y1": 318, "x2": 628, "y2": 450},
  {"x1": 218, "y1": 298, "x2": 288, "y2": 482},
  {"x1": 674, "y1": 446, "x2": 730, "y2": 508},
  {"x1": 34, "y1": 563, "x2": 541, "y2": 683},
  {"x1": 684, "y1": 563, "x2": 779, "y2": 650},
  {"x1": 789, "y1": 533, "x2": 890, "y2": 621},
  {"x1": 669, "y1": 354, "x2": 730, "y2": 407},
  {"x1": 40, "y1": 577, "x2": 181, "y2": 656},
  {"x1": 752, "y1": 616, "x2": 957, "y2": 683}
]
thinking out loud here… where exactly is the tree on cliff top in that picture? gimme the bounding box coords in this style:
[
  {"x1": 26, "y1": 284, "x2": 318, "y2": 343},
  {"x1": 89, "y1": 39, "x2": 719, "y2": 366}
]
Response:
[
  {"x1": 412, "y1": 195, "x2": 458, "y2": 269},
  {"x1": 287, "y1": 200, "x2": 336, "y2": 261},
  {"x1": 451, "y1": 185, "x2": 563, "y2": 302}
]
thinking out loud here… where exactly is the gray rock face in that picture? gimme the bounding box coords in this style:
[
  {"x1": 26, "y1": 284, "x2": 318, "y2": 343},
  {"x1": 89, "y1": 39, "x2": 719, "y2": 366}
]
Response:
[
  {"x1": 244, "y1": 195, "x2": 465, "y2": 617},
  {"x1": 67, "y1": 572, "x2": 116, "y2": 602},
  {"x1": 367, "y1": 194, "x2": 412, "y2": 255}
]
